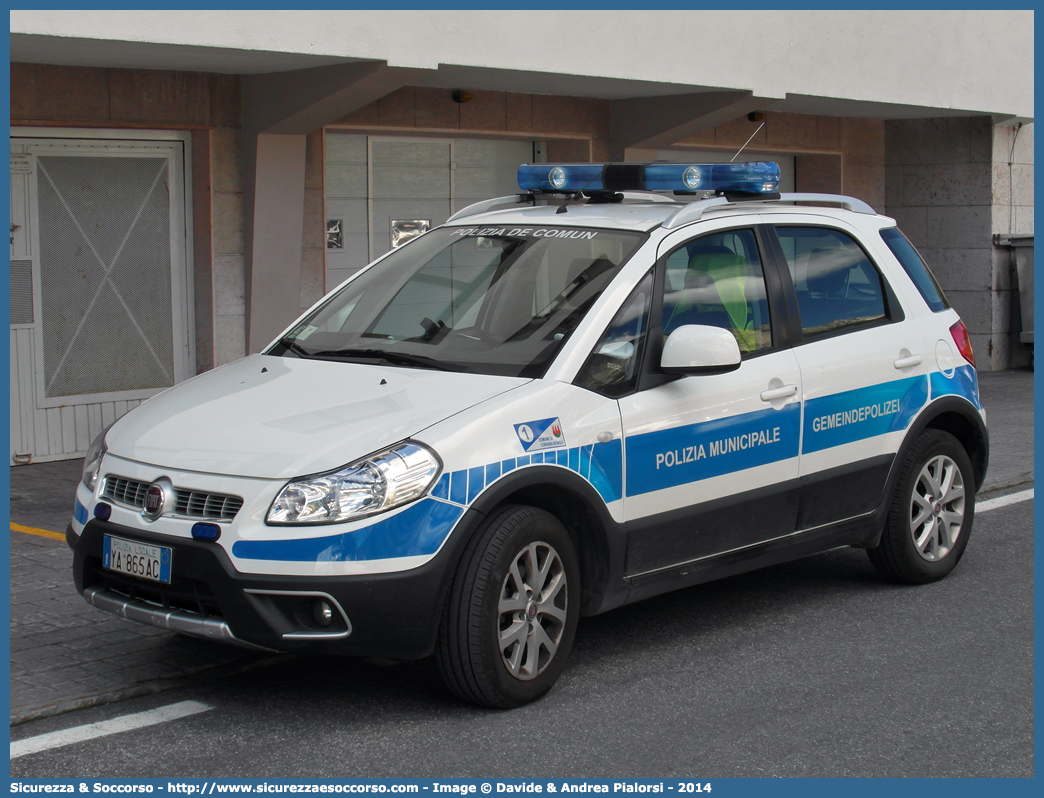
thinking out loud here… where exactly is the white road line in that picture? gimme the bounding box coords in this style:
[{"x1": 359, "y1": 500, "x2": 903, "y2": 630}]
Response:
[
  {"x1": 10, "y1": 700, "x2": 211, "y2": 760},
  {"x1": 978, "y1": 488, "x2": 1034, "y2": 513}
]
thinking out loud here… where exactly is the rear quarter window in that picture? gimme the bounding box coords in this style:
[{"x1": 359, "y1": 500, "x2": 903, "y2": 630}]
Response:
[{"x1": 879, "y1": 227, "x2": 949, "y2": 312}]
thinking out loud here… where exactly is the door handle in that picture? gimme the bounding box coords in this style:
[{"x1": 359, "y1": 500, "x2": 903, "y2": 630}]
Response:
[
  {"x1": 893, "y1": 354, "x2": 922, "y2": 369},
  {"x1": 760, "y1": 384, "x2": 798, "y2": 402}
]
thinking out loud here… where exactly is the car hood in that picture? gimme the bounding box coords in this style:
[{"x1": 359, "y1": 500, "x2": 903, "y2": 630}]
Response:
[{"x1": 106, "y1": 355, "x2": 530, "y2": 479}]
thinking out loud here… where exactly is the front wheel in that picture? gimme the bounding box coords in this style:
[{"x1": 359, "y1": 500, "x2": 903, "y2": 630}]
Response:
[
  {"x1": 436, "y1": 505, "x2": 580, "y2": 708},
  {"x1": 868, "y1": 429, "x2": 975, "y2": 584}
]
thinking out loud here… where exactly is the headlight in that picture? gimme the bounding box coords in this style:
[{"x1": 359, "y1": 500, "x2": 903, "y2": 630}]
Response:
[
  {"x1": 82, "y1": 427, "x2": 110, "y2": 490},
  {"x1": 267, "y1": 442, "x2": 441, "y2": 525}
]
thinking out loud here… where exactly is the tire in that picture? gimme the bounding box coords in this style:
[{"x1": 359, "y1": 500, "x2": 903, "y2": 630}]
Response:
[
  {"x1": 868, "y1": 429, "x2": 975, "y2": 584},
  {"x1": 436, "y1": 505, "x2": 581, "y2": 708}
]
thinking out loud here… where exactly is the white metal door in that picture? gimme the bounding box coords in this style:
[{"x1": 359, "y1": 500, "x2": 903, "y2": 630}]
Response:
[
  {"x1": 9, "y1": 135, "x2": 193, "y2": 464},
  {"x1": 324, "y1": 133, "x2": 533, "y2": 287}
]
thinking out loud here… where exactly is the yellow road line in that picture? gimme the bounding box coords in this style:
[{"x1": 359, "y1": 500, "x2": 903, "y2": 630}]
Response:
[{"x1": 10, "y1": 522, "x2": 66, "y2": 542}]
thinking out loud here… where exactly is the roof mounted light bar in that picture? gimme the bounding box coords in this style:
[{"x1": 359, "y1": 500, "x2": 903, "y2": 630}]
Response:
[
  {"x1": 517, "y1": 162, "x2": 781, "y2": 194},
  {"x1": 444, "y1": 180, "x2": 877, "y2": 227}
]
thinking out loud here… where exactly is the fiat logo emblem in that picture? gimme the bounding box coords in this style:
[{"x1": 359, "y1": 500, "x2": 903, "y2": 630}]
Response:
[{"x1": 141, "y1": 480, "x2": 172, "y2": 521}]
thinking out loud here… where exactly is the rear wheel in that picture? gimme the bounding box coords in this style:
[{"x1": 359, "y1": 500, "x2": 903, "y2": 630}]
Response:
[
  {"x1": 436, "y1": 505, "x2": 580, "y2": 707},
  {"x1": 868, "y1": 429, "x2": 975, "y2": 583}
]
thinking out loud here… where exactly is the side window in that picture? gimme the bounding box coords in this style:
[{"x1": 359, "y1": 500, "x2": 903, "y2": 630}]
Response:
[
  {"x1": 775, "y1": 226, "x2": 887, "y2": 340},
  {"x1": 575, "y1": 271, "x2": 653, "y2": 398},
  {"x1": 879, "y1": 227, "x2": 949, "y2": 312},
  {"x1": 661, "y1": 229, "x2": 772, "y2": 355}
]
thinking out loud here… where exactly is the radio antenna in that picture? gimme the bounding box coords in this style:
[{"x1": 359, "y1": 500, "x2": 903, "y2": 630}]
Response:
[{"x1": 730, "y1": 122, "x2": 765, "y2": 163}]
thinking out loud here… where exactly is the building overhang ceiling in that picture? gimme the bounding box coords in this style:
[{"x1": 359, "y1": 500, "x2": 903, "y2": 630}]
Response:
[{"x1": 10, "y1": 33, "x2": 1030, "y2": 125}]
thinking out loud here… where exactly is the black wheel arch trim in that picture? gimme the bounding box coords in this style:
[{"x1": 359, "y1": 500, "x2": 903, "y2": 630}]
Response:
[
  {"x1": 462, "y1": 464, "x2": 628, "y2": 615},
  {"x1": 864, "y1": 394, "x2": 988, "y2": 549},
  {"x1": 909, "y1": 395, "x2": 989, "y2": 491}
]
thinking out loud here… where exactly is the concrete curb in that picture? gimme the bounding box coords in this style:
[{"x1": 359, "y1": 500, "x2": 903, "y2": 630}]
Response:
[{"x1": 11, "y1": 654, "x2": 285, "y2": 727}]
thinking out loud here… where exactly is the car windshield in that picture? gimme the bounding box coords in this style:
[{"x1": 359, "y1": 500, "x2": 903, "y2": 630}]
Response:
[{"x1": 270, "y1": 225, "x2": 646, "y2": 377}]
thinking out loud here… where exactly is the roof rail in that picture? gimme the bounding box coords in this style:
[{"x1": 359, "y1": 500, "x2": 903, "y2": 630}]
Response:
[
  {"x1": 776, "y1": 193, "x2": 877, "y2": 215},
  {"x1": 447, "y1": 189, "x2": 682, "y2": 223},
  {"x1": 617, "y1": 191, "x2": 678, "y2": 204},
  {"x1": 662, "y1": 192, "x2": 876, "y2": 230},
  {"x1": 446, "y1": 195, "x2": 528, "y2": 223},
  {"x1": 661, "y1": 197, "x2": 733, "y2": 229}
]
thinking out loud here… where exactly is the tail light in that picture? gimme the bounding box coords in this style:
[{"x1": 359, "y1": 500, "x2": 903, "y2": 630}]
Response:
[{"x1": 949, "y1": 320, "x2": 975, "y2": 367}]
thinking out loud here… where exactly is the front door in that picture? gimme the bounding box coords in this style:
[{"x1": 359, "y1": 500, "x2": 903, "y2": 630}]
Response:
[
  {"x1": 619, "y1": 221, "x2": 803, "y2": 577},
  {"x1": 10, "y1": 135, "x2": 192, "y2": 464}
]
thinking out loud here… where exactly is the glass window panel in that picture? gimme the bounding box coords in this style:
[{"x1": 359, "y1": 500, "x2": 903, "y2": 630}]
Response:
[
  {"x1": 575, "y1": 271, "x2": 653, "y2": 398},
  {"x1": 775, "y1": 226, "x2": 887, "y2": 340},
  {"x1": 661, "y1": 229, "x2": 772, "y2": 355},
  {"x1": 879, "y1": 227, "x2": 949, "y2": 312},
  {"x1": 275, "y1": 226, "x2": 645, "y2": 379}
]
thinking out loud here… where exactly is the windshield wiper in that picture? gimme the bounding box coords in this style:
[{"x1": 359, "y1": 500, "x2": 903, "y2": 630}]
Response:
[
  {"x1": 277, "y1": 337, "x2": 312, "y2": 358},
  {"x1": 308, "y1": 348, "x2": 466, "y2": 372}
]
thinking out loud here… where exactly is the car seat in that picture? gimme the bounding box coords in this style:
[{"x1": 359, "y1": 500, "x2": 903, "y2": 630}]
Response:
[{"x1": 664, "y1": 246, "x2": 756, "y2": 352}]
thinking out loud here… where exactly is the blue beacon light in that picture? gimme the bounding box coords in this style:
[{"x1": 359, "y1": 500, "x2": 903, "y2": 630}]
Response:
[
  {"x1": 192, "y1": 522, "x2": 221, "y2": 541},
  {"x1": 517, "y1": 162, "x2": 781, "y2": 194}
]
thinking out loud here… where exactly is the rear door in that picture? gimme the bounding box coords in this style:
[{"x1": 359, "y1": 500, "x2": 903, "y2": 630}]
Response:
[{"x1": 763, "y1": 217, "x2": 928, "y2": 529}]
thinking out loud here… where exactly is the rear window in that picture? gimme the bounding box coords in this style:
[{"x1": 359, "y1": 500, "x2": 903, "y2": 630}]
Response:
[{"x1": 880, "y1": 227, "x2": 949, "y2": 312}]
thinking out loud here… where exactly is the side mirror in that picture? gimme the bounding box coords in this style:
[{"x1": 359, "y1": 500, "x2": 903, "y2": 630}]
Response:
[{"x1": 660, "y1": 324, "x2": 742, "y2": 374}]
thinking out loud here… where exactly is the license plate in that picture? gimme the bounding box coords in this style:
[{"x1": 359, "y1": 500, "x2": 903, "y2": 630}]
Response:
[{"x1": 102, "y1": 535, "x2": 172, "y2": 584}]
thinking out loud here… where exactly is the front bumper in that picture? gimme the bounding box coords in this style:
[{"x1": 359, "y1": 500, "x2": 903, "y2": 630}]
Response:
[{"x1": 72, "y1": 513, "x2": 482, "y2": 659}]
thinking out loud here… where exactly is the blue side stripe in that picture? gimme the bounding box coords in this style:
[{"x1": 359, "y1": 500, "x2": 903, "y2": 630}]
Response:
[
  {"x1": 237, "y1": 373, "x2": 957, "y2": 565},
  {"x1": 930, "y1": 365, "x2": 982, "y2": 409},
  {"x1": 441, "y1": 441, "x2": 624, "y2": 508},
  {"x1": 232, "y1": 499, "x2": 465, "y2": 562},
  {"x1": 430, "y1": 473, "x2": 449, "y2": 500},
  {"x1": 449, "y1": 470, "x2": 467, "y2": 504},
  {"x1": 625, "y1": 404, "x2": 800, "y2": 497},
  {"x1": 586, "y1": 440, "x2": 623, "y2": 503},
  {"x1": 486, "y1": 461, "x2": 501, "y2": 484},
  {"x1": 74, "y1": 500, "x2": 88, "y2": 524},
  {"x1": 802, "y1": 375, "x2": 928, "y2": 454},
  {"x1": 467, "y1": 467, "x2": 484, "y2": 503}
]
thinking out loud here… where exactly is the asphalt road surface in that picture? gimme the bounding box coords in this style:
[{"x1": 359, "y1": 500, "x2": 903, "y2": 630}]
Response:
[{"x1": 11, "y1": 499, "x2": 1033, "y2": 779}]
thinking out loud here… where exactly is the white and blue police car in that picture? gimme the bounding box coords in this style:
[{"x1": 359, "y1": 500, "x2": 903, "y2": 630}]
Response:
[{"x1": 69, "y1": 161, "x2": 988, "y2": 707}]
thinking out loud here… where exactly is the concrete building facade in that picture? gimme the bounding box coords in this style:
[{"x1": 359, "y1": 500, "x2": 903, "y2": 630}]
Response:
[{"x1": 8, "y1": 10, "x2": 1034, "y2": 463}]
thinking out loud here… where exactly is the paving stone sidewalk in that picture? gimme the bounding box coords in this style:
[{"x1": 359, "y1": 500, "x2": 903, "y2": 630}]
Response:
[
  {"x1": 7, "y1": 369, "x2": 1034, "y2": 725},
  {"x1": 9, "y1": 461, "x2": 271, "y2": 725}
]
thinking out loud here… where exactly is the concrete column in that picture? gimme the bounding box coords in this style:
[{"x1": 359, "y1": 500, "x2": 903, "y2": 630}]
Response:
[
  {"x1": 246, "y1": 134, "x2": 307, "y2": 352},
  {"x1": 190, "y1": 129, "x2": 214, "y2": 372},
  {"x1": 885, "y1": 117, "x2": 1033, "y2": 370},
  {"x1": 240, "y1": 61, "x2": 428, "y2": 352},
  {"x1": 795, "y1": 154, "x2": 842, "y2": 193}
]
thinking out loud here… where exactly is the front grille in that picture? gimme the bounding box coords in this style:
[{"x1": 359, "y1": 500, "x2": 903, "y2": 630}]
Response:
[
  {"x1": 105, "y1": 476, "x2": 150, "y2": 508},
  {"x1": 102, "y1": 475, "x2": 244, "y2": 521},
  {"x1": 174, "y1": 490, "x2": 244, "y2": 520}
]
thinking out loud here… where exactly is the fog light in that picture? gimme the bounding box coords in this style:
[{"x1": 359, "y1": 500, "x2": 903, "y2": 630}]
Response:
[
  {"x1": 192, "y1": 522, "x2": 221, "y2": 541},
  {"x1": 93, "y1": 503, "x2": 112, "y2": 521},
  {"x1": 314, "y1": 600, "x2": 334, "y2": 627}
]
